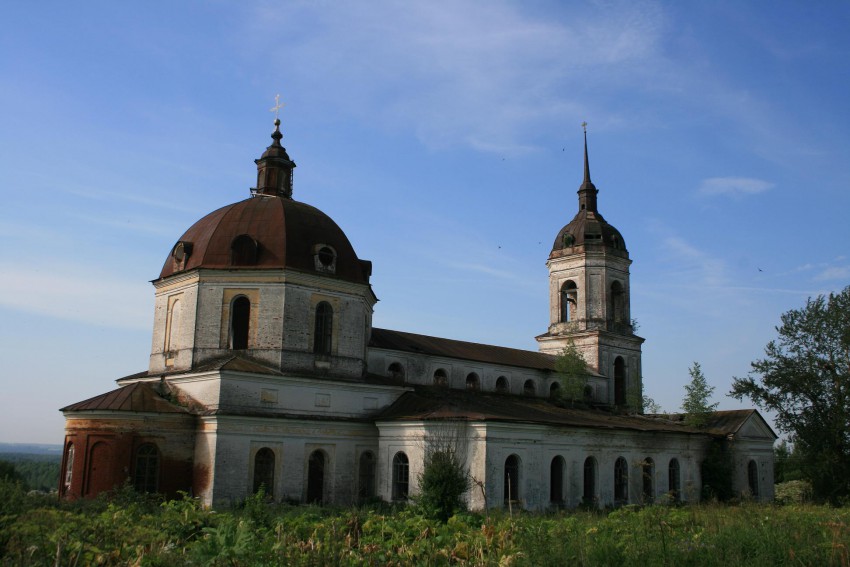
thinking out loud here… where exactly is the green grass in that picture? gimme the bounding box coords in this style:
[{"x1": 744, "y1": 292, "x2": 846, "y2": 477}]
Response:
[{"x1": 1, "y1": 481, "x2": 848, "y2": 566}]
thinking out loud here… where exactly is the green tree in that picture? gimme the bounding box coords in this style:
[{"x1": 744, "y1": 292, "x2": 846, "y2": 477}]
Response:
[
  {"x1": 416, "y1": 422, "x2": 471, "y2": 522},
  {"x1": 554, "y1": 342, "x2": 588, "y2": 406},
  {"x1": 730, "y1": 287, "x2": 850, "y2": 503},
  {"x1": 681, "y1": 362, "x2": 718, "y2": 427}
]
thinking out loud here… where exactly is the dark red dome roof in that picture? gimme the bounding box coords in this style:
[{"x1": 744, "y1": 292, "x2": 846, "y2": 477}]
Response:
[
  {"x1": 159, "y1": 195, "x2": 371, "y2": 284},
  {"x1": 550, "y1": 209, "x2": 627, "y2": 257}
]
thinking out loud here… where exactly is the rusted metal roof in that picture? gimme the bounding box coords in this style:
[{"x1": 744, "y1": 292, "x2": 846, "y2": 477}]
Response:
[
  {"x1": 61, "y1": 382, "x2": 189, "y2": 414},
  {"x1": 158, "y1": 195, "x2": 370, "y2": 284},
  {"x1": 369, "y1": 328, "x2": 563, "y2": 372},
  {"x1": 377, "y1": 388, "x2": 709, "y2": 434}
]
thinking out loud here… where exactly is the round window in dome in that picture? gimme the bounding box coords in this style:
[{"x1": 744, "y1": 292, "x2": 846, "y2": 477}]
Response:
[{"x1": 318, "y1": 247, "x2": 335, "y2": 267}]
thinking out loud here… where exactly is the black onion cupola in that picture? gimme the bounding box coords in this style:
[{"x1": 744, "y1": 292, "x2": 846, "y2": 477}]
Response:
[
  {"x1": 550, "y1": 127, "x2": 627, "y2": 257},
  {"x1": 254, "y1": 118, "x2": 296, "y2": 198}
]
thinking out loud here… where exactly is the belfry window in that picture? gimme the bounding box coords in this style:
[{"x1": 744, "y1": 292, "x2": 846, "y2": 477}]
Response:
[
  {"x1": 133, "y1": 444, "x2": 160, "y2": 494},
  {"x1": 392, "y1": 452, "x2": 409, "y2": 500},
  {"x1": 313, "y1": 302, "x2": 333, "y2": 355},
  {"x1": 610, "y1": 281, "x2": 625, "y2": 323},
  {"x1": 614, "y1": 357, "x2": 626, "y2": 406},
  {"x1": 230, "y1": 296, "x2": 251, "y2": 350},
  {"x1": 253, "y1": 448, "x2": 275, "y2": 497},
  {"x1": 561, "y1": 280, "x2": 578, "y2": 323}
]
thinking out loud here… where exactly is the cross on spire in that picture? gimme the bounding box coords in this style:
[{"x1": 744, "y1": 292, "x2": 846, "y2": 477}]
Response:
[
  {"x1": 581, "y1": 121, "x2": 588, "y2": 133},
  {"x1": 270, "y1": 94, "x2": 285, "y2": 121}
]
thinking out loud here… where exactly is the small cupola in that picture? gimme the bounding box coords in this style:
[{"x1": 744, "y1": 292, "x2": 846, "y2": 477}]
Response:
[{"x1": 254, "y1": 118, "x2": 296, "y2": 198}]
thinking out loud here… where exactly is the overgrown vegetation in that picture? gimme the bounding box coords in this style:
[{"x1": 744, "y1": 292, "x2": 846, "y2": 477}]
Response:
[
  {"x1": 417, "y1": 422, "x2": 472, "y2": 523},
  {"x1": 1, "y1": 475, "x2": 848, "y2": 566},
  {"x1": 731, "y1": 286, "x2": 850, "y2": 503},
  {"x1": 553, "y1": 343, "x2": 589, "y2": 406}
]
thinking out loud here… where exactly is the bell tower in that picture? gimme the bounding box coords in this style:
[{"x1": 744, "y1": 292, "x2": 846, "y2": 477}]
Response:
[{"x1": 536, "y1": 126, "x2": 644, "y2": 409}]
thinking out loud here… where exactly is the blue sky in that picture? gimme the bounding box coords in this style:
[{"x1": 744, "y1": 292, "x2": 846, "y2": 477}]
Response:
[{"x1": 1, "y1": 1, "x2": 848, "y2": 443}]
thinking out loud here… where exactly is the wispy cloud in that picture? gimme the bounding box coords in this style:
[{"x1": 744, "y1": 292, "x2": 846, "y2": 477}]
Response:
[
  {"x1": 698, "y1": 177, "x2": 774, "y2": 197},
  {"x1": 814, "y1": 265, "x2": 850, "y2": 282},
  {"x1": 0, "y1": 263, "x2": 151, "y2": 329},
  {"x1": 249, "y1": 0, "x2": 666, "y2": 154}
]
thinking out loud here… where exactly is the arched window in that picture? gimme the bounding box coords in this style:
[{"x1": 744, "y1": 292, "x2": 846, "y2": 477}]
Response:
[
  {"x1": 668, "y1": 458, "x2": 680, "y2": 501},
  {"x1": 433, "y1": 369, "x2": 448, "y2": 387},
  {"x1": 610, "y1": 280, "x2": 625, "y2": 323},
  {"x1": 550, "y1": 456, "x2": 565, "y2": 504},
  {"x1": 523, "y1": 379, "x2": 536, "y2": 397},
  {"x1": 134, "y1": 444, "x2": 160, "y2": 494},
  {"x1": 642, "y1": 458, "x2": 655, "y2": 504},
  {"x1": 230, "y1": 296, "x2": 251, "y2": 350},
  {"x1": 387, "y1": 362, "x2": 405, "y2": 381},
  {"x1": 614, "y1": 457, "x2": 629, "y2": 504},
  {"x1": 253, "y1": 448, "x2": 275, "y2": 497},
  {"x1": 465, "y1": 373, "x2": 480, "y2": 391},
  {"x1": 549, "y1": 382, "x2": 561, "y2": 399},
  {"x1": 313, "y1": 302, "x2": 333, "y2": 355},
  {"x1": 495, "y1": 376, "x2": 509, "y2": 393},
  {"x1": 583, "y1": 457, "x2": 597, "y2": 504},
  {"x1": 614, "y1": 357, "x2": 626, "y2": 406},
  {"x1": 748, "y1": 460, "x2": 759, "y2": 498},
  {"x1": 358, "y1": 451, "x2": 376, "y2": 500},
  {"x1": 231, "y1": 234, "x2": 258, "y2": 265},
  {"x1": 561, "y1": 280, "x2": 578, "y2": 323},
  {"x1": 307, "y1": 450, "x2": 326, "y2": 504},
  {"x1": 63, "y1": 443, "x2": 75, "y2": 491},
  {"x1": 504, "y1": 455, "x2": 520, "y2": 503},
  {"x1": 392, "y1": 452, "x2": 409, "y2": 500}
]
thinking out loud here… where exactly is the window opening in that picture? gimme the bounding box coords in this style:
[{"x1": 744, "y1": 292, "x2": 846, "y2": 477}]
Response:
[
  {"x1": 307, "y1": 450, "x2": 325, "y2": 504},
  {"x1": 614, "y1": 457, "x2": 629, "y2": 504},
  {"x1": 392, "y1": 452, "x2": 409, "y2": 500},
  {"x1": 523, "y1": 379, "x2": 536, "y2": 397},
  {"x1": 561, "y1": 280, "x2": 578, "y2": 323},
  {"x1": 433, "y1": 369, "x2": 448, "y2": 387},
  {"x1": 614, "y1": 357, "x2": 626, "y2": 406},
  {"x1": 134, "y1": 444, "x2": 160, "y2": 494},
  {"x1": 642, "y1": 458, "x2": 655, "y2": 504},
  {"x1": 550, "y1": 456, "x2": 565, "y2": 504},
  {"x1": 63, "y1": 443, "x2": 75, "y2": 491},
  {"x1": 230, "y1": 296, "x2": 251, "y2": 350},
  {"x1": 504, "y1": 455, "x2": 520, "y2": 503},
  {"x1": 549, "y1": 382, "x2": 561, "y2": 399},
  {"x1": 583, "y1": 457, "x2": 597, "y2": 504},
  {"x1": 668, "y1": 458, "x2": 680, "y2": 501},
  {"x1": 465, "y1": 373, "x2": 480, "y2": 391},
  {"x1": 253, "y1": 448, "x2": 275, "y2": 497},
  {"x1": 358, "y1": 452, "x2": 376, "y2": 500},
  {"x1": 388, "y1": 362, "x2": 405, "y2": 381},
  {"x1": 231, "y1": 234, "x2": 258, "y2": 266},
  {"x1": 748, "y1": 460, "x2": 759, "y2": 497},
  {"x1": 495, "y1": 376, "x2": 509, "y2": 393},
  {"x1": 313, "y1": 302, "x2": 333, "y2": 355},
  {"x1": 610, "y1": 281, "x2": 625, "y2": 323}
]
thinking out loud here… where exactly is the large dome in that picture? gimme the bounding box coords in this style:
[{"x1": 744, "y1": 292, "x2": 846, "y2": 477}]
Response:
[{"x1": 159, "y1": 195, "x2": 371, "y2": 284}]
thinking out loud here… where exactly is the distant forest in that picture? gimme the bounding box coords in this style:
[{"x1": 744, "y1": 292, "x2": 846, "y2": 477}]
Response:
[{"x1": 0, "y1": 453, "x2": 60, "y2": 492}]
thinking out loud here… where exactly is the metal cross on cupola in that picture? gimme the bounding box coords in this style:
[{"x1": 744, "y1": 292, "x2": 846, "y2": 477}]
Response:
[{"x1": 270, "y1": 94, "x2": 285, "y2": 121}]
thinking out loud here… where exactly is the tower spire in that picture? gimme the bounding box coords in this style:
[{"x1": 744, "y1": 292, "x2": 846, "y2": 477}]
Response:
[
  {"x1": 254, "y1": 95, "x2": 296, "y2": 198},
  {"x1": 577, "y1": 121, "x2": 598, "y2": 213}
]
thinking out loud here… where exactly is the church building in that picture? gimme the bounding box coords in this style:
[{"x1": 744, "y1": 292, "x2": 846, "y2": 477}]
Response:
[{"x1": 59, "y1": 116, "x2": 776, "y2": 509}]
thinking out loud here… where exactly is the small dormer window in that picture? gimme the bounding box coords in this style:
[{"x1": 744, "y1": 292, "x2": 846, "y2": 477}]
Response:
[
  {"x1": 231, "y1": 235, "x2": 259, "y2": 266},
  {"x1": 313, "y1": 244, "x2": 337, "y2": 274},
  {"x1": 171, "y1": 241, "x2": 193, "y2": 271}
]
